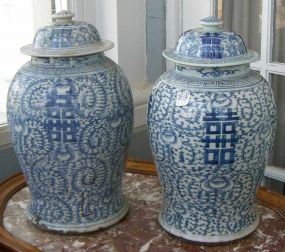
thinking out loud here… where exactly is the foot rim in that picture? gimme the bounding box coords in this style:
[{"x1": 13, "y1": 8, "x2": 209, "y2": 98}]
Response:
[
  {"x1": 158, "y1": 212, "x2": 259, "y2": 243},
  {"x1": 26, "y1": 200, "x2": 129, "y2": 234}
]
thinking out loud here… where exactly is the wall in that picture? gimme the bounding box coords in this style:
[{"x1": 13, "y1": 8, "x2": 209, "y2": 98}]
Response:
[
  {"x1": 0, "y1": 145, "x2": 20, "y2": 182},
  {"x1": 94, "y1": 0, "x2": 119, "y2": 62},
  {"x1": 146, "y1": 0, "x2": 166, "y2": 83},
  {"x1": 182, "y1": 0, "x2": 211, "y2": 31},
  {"x1": 116, "y1": 0, "x2": 152, "y2": 128},
  {"x1": 117, "y1": 0, "x2": 146, "y2": 90}
]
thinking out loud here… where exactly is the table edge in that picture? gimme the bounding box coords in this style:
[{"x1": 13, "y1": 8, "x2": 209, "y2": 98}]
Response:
[{"x1": 0, "y1": 159, "x2": 284, "y2": 252}]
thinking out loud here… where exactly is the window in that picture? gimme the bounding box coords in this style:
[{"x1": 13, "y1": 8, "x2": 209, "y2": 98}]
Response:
[
  {"x1": 219, "y1": 0, "x2": 262, "y2": 54},
  {"x1": 217, "y1": 0, "x2": 285, "y2": 190},
  {"x1": 0, "y1": 0, "x2": 67, "y2": 146},
  {"x1": 0, "y1": 0, "x2": 36, "y2": 125}
]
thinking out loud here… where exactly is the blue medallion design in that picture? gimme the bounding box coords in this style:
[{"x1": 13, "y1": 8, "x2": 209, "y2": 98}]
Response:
[
  {"x1": 203, "y1": 108, "x2": 239, "y2": 165},
  {"x1": 46, "y1": 78, "x2": 78, "y2": 143},
  {"x1": 200, "y1": 32, "x2": 223, "y2": 59}
]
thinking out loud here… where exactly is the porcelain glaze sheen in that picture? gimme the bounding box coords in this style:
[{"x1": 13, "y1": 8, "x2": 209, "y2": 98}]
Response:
[
  {"x1": 7, "y1": 11, "x2": 133, "y2": 233},
  {"x1": 147, "y1": 17, "x2": 277, "y2": 243}
]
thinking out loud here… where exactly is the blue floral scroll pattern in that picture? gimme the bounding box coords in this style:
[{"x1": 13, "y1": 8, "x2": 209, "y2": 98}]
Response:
[
  {"x1": 195, "y1": 68, "x2": 239, "y2": 78},
  {"x1": 147, "y1": 69, "x2": 277, "y2": 236},
  {"x1": 7, "y1": 56, "x2": 133, "y2": 227},
  {"x1": 34, "y1": 22, "x2": 101, "y2": 49}
]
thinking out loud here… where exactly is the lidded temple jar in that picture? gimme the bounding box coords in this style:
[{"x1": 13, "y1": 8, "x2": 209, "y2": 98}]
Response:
[
  {"x1": 147, "y1": 16, "x2": 277, "y2": 243},
  {"x1": 7, "y1": 11, "x2": 133, "y2": 233}
]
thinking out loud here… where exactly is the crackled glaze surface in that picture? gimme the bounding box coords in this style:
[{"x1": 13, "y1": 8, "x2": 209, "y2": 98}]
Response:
[
  {"x1": 7, "y1": 55, "x2": 133, "y2": 233},
  {"x1": 147, "y1": 16, "x2": 277, "y2": 243},
  {"x1": 148, "y1": 69, "x2": 276, "y2": 242},
  {"x1": 3, "y1": 173, "x2": 285, "y2": 252},
  {"x1": 7, "y1": 11, "x2": 133, "y2": 233}
]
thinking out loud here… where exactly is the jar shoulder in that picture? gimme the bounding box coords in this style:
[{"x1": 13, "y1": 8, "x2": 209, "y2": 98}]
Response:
[
  {"x1": 156, "y1": 70, "x2": 267, "y2": 91},
  {"x1": 16, "y1": 55, "x2": 119, "y2": 77},
  {"x1": 148, "y1": 71, "x2": 276, "y2": 125},
  {"x1": 8, "y1": 59, "x2": 133, "y2": 117}
]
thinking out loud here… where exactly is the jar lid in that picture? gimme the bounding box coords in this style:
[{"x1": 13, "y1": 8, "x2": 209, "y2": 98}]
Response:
[
  {"x1": 21, "y1": 10, "x2": 114, "y2": 57},
  {"x1": 163, "y1": 16, "x2": 259, "y2": 67}
]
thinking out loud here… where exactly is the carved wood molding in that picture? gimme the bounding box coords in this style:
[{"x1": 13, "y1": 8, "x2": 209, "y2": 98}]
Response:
[
  {"x1": 0, "y1": 173, "x2": 38, "y2": 252},
  {"x1": 0, "y1": 160, "x2": 284, "y2": 251}
]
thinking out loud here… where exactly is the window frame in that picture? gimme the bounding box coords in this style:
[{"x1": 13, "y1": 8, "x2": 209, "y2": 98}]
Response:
[
  {"x1": 167, "y1": 0, "x2": 285, "y2": 184},
  {"x1": 250, "y1": 0, "x2": 285, "y2": 81},
  {"x1": 0, "y1": 0, "x2": 64, "y2": 148},
  {"x1": 256, "y1": 0, "x2": 285, "y2": 183}
]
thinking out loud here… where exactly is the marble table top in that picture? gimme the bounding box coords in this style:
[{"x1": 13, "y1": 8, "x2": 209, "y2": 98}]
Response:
[{"x1": 3, "y1": 173, "x2": 285, "y2": 252}]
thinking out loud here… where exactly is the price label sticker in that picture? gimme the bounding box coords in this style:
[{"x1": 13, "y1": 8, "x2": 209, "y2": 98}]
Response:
[{"x1": 176, "y1": 90, "x2": 190, "y2": 107}]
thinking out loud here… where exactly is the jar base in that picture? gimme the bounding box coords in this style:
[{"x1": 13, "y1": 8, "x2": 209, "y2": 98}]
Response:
[
  {"x1": 158, "y1": 212, "x2": 260, "y2": 244},
  {"x1": 26, "y1": 200, "x2": 129, "y2": 234}
]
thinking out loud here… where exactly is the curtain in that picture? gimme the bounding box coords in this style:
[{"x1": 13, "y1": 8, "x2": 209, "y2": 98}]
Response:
[
  {"x1": 222, "y1": 0, "x2": 262, "y2": 53},
  {"x1": 270, "y1": 76, "x2": 285, "y2": 168},
  {"x1": 222, "y1": 0, "x2": 285, "y2": 175},
  {"x1": 272, "y1": 0, "x2": 285, "y2": 63},
  {"x1": 270, "y1": 1, "x2": 285, "y2": 170}
]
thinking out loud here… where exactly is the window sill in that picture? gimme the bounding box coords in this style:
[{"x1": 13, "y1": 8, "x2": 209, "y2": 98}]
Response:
[
  {"x1": 0, "y1": 124, "x2": 11, "y2": 149},
  {"x1": 132, "y1": 81, "x2": 152, "y2": 128}
]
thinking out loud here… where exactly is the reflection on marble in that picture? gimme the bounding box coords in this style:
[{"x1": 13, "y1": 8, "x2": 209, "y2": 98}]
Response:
[{"x1": 3, "y1": 173, "x2": 285, "y2": 252}]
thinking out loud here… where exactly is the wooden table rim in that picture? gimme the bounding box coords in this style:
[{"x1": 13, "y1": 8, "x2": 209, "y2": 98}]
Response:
[{"x1": 0, "y1": 159, "x2": 285, "y2": 252}]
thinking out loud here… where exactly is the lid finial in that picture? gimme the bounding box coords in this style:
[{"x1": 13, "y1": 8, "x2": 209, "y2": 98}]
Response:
[
  {"x1": 52, "y1": 10, "x2": 75, "y2": 24},
  {"x1": 199, "y1": 16, "x2": 223, "y2": 31}
]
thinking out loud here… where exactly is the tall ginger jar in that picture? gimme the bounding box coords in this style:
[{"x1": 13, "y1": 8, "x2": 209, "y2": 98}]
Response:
[
  {"x1": 147, "y1": 16, "x2": 277, "y2": 243},
  {"x1": 7, "y1": 11, "x2": 133, "y2": 233}
]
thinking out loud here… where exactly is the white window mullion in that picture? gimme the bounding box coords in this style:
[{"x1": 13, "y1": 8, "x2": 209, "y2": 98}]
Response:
[
  {"x1": 67, "y1": 0, "x2": 85, "y2": 21},
  {"x1": 267, "y1": 63, "x2": 285, "y2": 76},
  {"x1": 260, "y1": 0, "x2": 273, "y2": 80},
  {"x1": 55, "y1": 0, "x2": 68, "y2": 12},
  {"x1": 0, "y1": 1, "x2": 55, "y2": 147},
  {"x1": 166, "y1": 0, "x2": 183, "y2": 71}
]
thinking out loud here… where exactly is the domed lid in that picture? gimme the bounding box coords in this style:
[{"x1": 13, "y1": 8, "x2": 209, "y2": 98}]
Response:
[
  {"x1": 21, "y1": 10, "x2": 114, "y2": 57},
  {"x1": 163, "y1": 16, "x2": 259, "y2": 67}
]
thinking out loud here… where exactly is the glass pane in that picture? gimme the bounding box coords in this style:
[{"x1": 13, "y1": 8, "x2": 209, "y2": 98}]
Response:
[
  {"x1": 53, "y1": 0, "x2": 68, "y2": 14},
  {"x1": 219, "y1": 0, "x2": 262, "y2": 54},
  {"x1": 0, "y1": 0, "x2": 52, "y2": 125},
  {"x1": 218, "y1": 0, "x2": 223, "y2": 18},
  {"x1": 269, "y1": 74, "x2": 285, "y2": 168},
  {"x1": 272, "y1": 0, "x2": 285, "y2": 63}
]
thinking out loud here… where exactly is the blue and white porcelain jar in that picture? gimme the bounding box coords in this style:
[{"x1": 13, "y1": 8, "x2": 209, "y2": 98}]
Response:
[
  {"x1": 147, "y1": 16, "x2": 277, "y2": 243},
  {"x1": 7, "y1": 11, "x2": 133, "y2": 233}
]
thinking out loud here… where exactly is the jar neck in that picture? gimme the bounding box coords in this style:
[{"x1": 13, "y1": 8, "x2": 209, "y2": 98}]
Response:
[
  {"x1": 31, "y1": 53, "x2": 104, "y2": 67},
  {"x1": 175, "y1": 64, "x2": 250, "y2": 79}
]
